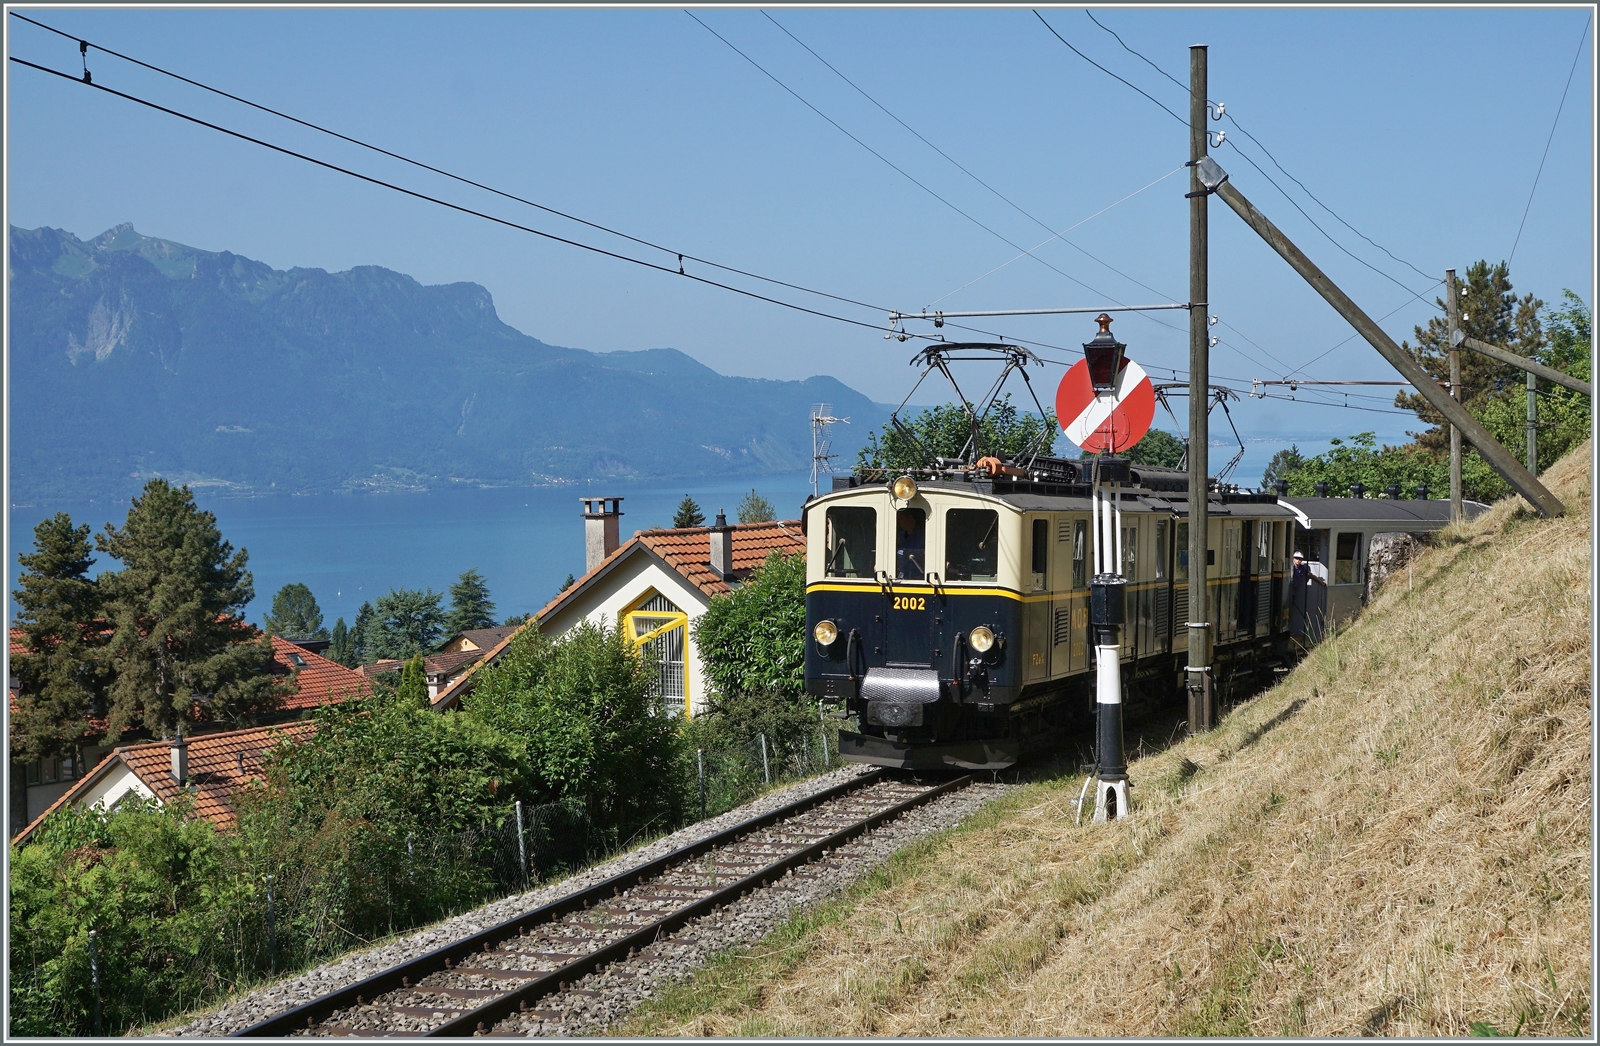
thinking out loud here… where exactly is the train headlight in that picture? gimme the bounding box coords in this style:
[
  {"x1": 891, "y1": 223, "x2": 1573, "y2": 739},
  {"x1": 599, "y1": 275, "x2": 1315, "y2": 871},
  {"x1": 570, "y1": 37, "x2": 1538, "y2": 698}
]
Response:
[
  {"x1": 968, "y1": 626, "x2": 995, "y2": 653},
  {"x1": 813, "y1": 619, "x2": 840, "y2": 646},
  {"x1": 892, "y1": 475, "x2": 918, "y2": 501}
]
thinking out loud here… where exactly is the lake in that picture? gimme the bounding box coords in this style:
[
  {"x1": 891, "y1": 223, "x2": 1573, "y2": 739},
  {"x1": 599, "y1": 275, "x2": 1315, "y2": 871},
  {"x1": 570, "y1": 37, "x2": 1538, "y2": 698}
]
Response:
[{"x1": 6, "y1": 439, "x2": 1317, "y2": 628}]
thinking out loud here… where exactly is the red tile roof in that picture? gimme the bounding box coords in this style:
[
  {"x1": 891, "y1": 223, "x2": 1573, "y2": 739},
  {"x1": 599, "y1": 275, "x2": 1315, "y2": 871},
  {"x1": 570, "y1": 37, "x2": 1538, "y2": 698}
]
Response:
[
  {"x1": 429, "y1": 520, "x2": 804, "y2": 711},
  {"x1": 270, "y1": 635, "x2": 371, "y2": 711},
  {"x1": 11, "y1": 720, "x2": 317, "y2": 847}
]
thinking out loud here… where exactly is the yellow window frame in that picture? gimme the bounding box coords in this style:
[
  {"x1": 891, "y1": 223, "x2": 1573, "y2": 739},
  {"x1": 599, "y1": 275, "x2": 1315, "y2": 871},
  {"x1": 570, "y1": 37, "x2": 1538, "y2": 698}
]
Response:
[{"x1": 622, "y1": 590, "x2": 692, "y2": 718}]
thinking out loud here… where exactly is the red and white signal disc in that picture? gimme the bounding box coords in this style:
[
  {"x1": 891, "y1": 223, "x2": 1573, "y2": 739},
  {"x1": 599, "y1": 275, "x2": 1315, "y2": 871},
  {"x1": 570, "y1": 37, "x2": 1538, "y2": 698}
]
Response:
[{"x1": 1056, "y1": 357, "x2": 1156, "y2": 454}]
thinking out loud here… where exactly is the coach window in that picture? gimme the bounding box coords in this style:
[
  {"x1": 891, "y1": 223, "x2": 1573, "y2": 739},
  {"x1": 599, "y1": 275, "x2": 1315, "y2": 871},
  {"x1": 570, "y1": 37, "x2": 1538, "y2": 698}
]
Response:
[
  {"x1": 1030, "y1": 519, "x2": 1049, "y2": 592},
  {"x1": 1154, "y1": 520, "x2": 1168, "y2": 580},
  {"x1": 945, "y1": 508, "x2": 1000, "y2": 582},
  {"x1": 825, "y1": 506, "x2": 877, "y2": 578},
  {"x1": 1072, "y1": 519, "x2": 1088, "y2": 587},
  {"x1": 1334, "y1": 531, "x2": 1362, "y2": 584},
  {"x1": 1175, "y1": 520, "x2": 1189, "y2": 582}
]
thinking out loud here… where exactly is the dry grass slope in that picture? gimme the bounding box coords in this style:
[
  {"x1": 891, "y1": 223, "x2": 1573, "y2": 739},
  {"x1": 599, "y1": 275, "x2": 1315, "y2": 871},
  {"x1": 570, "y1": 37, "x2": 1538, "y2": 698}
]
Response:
[{"x1": 623, "y1": 442, "x2": 1592, "y2": 1038}]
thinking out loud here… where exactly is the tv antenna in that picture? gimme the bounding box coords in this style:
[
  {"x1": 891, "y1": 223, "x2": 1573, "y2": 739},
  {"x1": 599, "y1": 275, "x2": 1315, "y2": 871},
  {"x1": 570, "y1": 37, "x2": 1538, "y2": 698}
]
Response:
[{"x1": 810, "y1": 403, "x2": 850, "y2": 495}]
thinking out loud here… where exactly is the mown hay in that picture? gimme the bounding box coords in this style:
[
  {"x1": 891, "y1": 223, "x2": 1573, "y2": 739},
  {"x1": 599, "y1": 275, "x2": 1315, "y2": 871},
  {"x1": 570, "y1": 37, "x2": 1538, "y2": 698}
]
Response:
[{"x1": 624, "y1": 442, "x2": 1591, "y2": 1038}]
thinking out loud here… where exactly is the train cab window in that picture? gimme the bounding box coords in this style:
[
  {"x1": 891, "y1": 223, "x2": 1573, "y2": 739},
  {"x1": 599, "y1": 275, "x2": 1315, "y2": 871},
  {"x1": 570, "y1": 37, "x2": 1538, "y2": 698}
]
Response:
[
  {"x1": 825, "y1": 507, "x2": 877, "y2": 578},
  {"x1": 1030, "y1": 518, "x2": 1048, "y2": 592},
  {"x1": 945, "y1": 509, "x2": 1000, "y2": 582},
  {"x1": 1155, "y1": 520, "x2": 1168, "y2": 580},
  {"x1": 1334, "y1": 532, "x2": 1361, "y2": 584},
  {"x1": 895, "y1": 508, "x2": 927, "y2": 580},
  {"x1": 1072, "y1": 519, "x2": 1087, "y2": 588},
  {"x1": 1175, "y1": 520, "x2": 1189, "y2": 582}
]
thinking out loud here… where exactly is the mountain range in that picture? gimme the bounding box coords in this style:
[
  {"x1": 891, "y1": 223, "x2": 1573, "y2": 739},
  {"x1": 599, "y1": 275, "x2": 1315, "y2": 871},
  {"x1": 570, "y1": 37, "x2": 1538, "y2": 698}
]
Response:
[{"x1": 7, "y1": 223, "x2": 886, "y2": 504}]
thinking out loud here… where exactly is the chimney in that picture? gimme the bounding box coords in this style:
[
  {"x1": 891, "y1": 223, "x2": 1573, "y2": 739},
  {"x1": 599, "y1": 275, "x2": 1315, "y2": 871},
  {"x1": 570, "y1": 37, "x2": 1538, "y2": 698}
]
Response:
[
  {"x1": 171, "y1": 727, "x2": 188, "y2": 784},
  {"x1": 580, "y1": 497, "x2": 624, "y2": 573},
  {"x1": 708, "y1": 510, "x2": 733, "y2": 581}
]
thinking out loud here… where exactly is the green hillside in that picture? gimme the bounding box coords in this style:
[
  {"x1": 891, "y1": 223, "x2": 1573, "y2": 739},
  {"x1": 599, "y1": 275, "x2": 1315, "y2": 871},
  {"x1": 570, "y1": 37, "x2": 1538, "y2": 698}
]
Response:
[{"x1": 7, "y1": 223, "x2": 885, "y2": 503}]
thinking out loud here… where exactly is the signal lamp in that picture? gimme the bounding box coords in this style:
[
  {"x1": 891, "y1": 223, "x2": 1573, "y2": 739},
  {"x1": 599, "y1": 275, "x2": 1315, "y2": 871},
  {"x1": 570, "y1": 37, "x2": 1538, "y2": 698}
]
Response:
[
  {"x1": 968, "y1": 626, "x2": 995, "y2": 653},
  {"x1": 1082, "y1": 313, "x2": 1127, "y2": 393},
  {"x1": 892, "y1": 475, "x2": 918, "y2": 501},
  {"x1": 813, "y1": 620, "x2": 839, "y2": 646}
]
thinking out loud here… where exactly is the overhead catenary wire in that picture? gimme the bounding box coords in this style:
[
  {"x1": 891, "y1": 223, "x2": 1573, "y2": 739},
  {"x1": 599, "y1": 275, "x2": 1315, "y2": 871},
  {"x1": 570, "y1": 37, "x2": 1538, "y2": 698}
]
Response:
[
  {"x1": 7, "y1": 54, "x2": 931, "y2": 342},
  {"x1": 1508, "y1": 12, "x2": 1590, "y2": 263},
  {"x1": 7, "y1": 10, "x2": 900, "y2": 320},
  {"x1": 686, "y1": 9, "x2": 1168, "y2": 318}
]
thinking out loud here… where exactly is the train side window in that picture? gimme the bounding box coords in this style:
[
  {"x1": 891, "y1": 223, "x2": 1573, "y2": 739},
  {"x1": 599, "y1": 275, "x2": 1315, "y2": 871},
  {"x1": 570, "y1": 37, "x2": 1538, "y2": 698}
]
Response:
[
  {"x1": 1030, "y1": 518, "x2": 1048, "y2": 592},
  {"x1": 1175, "y1": 520, "x2": 1189, "y2": 582},
  {"x1": 825, "y1": 507, "x2": 877, "y2": 578},
  {"x1": 945, "y1": 509, "x2": 1000, "y2": 582},
  {"x1": 1155, "y1": 520, "x2": 1167, "y2": 580},
  {"x1": 1334, "y1": 532, "x2": 1361, "y2": 584},
  {"x1": 1121, "y1": 524, "x2": 1137, "y2": 578},
  {"x1": 1258, "y1": 522, "x2": 1271, "y2": 567},
  {"x1": 1072, "y1": 519, "x2": 1087, "y2": 588}
]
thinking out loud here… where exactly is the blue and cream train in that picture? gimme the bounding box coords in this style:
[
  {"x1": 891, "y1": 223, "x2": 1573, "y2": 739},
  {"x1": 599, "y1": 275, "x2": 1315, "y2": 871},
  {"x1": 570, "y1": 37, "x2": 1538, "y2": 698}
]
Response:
[{"x1": 802, "y1": 461, "x2": 1298, "y2": 769}]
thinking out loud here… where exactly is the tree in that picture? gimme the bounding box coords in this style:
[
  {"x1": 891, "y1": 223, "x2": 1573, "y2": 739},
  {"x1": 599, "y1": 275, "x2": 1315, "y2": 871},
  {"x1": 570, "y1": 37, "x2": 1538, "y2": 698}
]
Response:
[
  {"x1": 1124, "y1": 428, "x2": 1186, "y2": 468},
  {"x1": 444, "y1": 569, "x2": 497, "y2": 636},
  {"x1": 857, "y1": 393, "x2": 1058, "y2": 471},
  {"x1": 672, "y1": 496, "x2": 706, "y2": 528},
  {"x1": 10, "y1": 513, "x2": 108, "y2": 762},
  {"x1": 503, "y1": 613, "x2": 531, "y2": 628},
  {"x1": 349, "y1": 601, "x2": 376, "y2": 666},
  {"x1": 693, "y1": 552, "x2": 807, "y2": 704},
  {"x1": 262, "y1": 583, "x2": 328, "y2": 640},
  {"x1": 395, "y1": 655, "x2": 428, "y2": 708},
  {"x1": 462, "y1": 622, "x2": 682, "y2": 843},
  {"x1": 1262, "y1": 446, "x2": 1306, "y2": 489},
  {"x1": 1396, "y1": 260, "x2": 1543, "y2": 452},
  {"x1": 328, "y1": 617, "x2": 355, "y2": 667},
  {"x1": 737, "y1": 489, "x2": 777, "y2": 524},
  {"x1": 1268, "y1": 433, "x2": 1450, "y2": 499},
  {"x1": 95, "y1": 480, "x2": 289, "y2": 740},
  {"x1": 365, "y1": 588, "x2": 446, "y2": 661}
]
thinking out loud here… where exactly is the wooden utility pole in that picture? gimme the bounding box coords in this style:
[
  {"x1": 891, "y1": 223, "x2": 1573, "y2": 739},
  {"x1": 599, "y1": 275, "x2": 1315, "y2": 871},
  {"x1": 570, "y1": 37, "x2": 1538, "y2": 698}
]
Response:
[
  {"x1": 1527, "y1": 369, "x2": 1538, "y2": 475},
  {"x1": 1446, "y1": 270, "x2": 1462, "y2": 520},
  {"x1": 1186, "y1": 44, "x2": 1212, "y2": 733},
  {"x1": 1211, "y1": 179, "x2": 1565, "y2": 517}
]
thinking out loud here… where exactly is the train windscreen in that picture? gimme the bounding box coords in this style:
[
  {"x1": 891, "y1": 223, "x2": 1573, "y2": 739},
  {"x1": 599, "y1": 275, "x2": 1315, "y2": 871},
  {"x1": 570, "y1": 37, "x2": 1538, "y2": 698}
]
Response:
[
  {"x1": 825, "y1": 506, "x2": 877, "y2": 578},
  {"x1": 945, "y1": 509, "x2": 999, "y2": 582}
]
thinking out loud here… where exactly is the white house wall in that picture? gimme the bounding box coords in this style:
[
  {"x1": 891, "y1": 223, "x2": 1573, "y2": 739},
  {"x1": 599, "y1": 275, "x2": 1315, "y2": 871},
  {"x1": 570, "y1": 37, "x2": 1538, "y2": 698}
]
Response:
[
  {"x1": 538, "y1": 548, "x2": 714, "y2": 715},
  {"x1": 77, "y1": 760, "x2": 158, "y2": 812}
]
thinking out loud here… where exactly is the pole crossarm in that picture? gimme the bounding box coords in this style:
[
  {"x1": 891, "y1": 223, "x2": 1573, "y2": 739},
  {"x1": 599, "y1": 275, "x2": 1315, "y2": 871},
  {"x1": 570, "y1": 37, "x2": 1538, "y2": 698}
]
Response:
[
  {"x1": 1211, "y1": 177, "x2": 1565, "y2": 519},
  {"x1": 1462, "y1": 336, "x2": 1591, "y2": 396}
]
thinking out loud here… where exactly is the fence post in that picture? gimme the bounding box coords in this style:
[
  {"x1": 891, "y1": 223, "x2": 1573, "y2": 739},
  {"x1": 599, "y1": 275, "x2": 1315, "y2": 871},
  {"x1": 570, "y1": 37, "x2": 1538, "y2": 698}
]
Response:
[
  {"x1": 88, "y1": 928, "x2": 102, "y2": 1036},
  {"x1": 802, "y1": 733, "x2": 810, "y2": 773},
  {"x1": 821, "y1": 726, "x2": 830, "y2": 768},
  {"x1": 514, "y1": 800, "x2": 528, "y2": 889},
  {"x1": 697, "y1": 748, "x2": 706, "y2": 821},
  {"x1": 265, "y1": 874, "x2": 276, "y2": 975},
  {"x1": 760, "y1": 733, "x2": 770, "y2": 786}
]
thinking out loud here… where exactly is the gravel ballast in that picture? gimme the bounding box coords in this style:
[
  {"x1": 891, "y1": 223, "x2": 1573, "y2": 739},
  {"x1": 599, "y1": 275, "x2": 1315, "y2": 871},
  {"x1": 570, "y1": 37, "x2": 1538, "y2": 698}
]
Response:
[{"x1": 156, "y1": 766, "x2": 1007, "y2": 1038}]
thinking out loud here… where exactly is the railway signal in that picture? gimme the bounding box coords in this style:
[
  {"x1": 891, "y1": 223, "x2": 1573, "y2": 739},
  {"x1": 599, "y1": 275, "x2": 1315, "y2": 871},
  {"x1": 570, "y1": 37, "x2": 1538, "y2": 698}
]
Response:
[{"x1": 1055, "y1": 314, "x2": 1155, "y2": 454}]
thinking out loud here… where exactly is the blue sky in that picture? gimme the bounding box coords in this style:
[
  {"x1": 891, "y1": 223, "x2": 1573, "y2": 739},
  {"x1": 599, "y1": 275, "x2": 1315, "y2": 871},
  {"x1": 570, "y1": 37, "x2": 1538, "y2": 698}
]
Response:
[{"x1": 6, "y1": 5, "x2": 1594, "y2": 447}]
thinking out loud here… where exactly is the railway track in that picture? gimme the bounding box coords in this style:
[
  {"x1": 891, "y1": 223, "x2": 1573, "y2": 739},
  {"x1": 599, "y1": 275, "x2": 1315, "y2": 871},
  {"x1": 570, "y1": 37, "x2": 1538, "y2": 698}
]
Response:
[{"x1": 234, "y1": 770, "x2": 972, "y2": 1038}]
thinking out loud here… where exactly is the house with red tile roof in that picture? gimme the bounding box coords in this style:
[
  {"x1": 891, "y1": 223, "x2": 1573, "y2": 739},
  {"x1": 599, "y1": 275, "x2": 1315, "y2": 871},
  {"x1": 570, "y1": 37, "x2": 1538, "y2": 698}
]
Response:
[
  {"x1": 10, "y1": 720, "x2": 317, "y2": 847},
  {"x1": 8, "y1": 630, "x2": 367, "y2": 837},
  {"x1": 356, "y1": 625, "x2": 519, "y2": 701},
  {"x1": 432, "y1": 499, "x2": 804, "y2": 717}
]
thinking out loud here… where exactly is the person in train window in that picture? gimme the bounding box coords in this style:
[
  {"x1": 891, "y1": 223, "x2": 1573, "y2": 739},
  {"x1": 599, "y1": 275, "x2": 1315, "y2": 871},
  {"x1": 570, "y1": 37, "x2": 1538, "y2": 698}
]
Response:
[{"x1": 896, "y1": 508, "x2": 927, "y2": 580}]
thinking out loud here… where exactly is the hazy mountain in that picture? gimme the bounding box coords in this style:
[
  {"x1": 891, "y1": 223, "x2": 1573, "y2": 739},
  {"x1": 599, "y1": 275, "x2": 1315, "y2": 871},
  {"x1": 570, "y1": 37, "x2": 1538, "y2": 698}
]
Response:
[{"x1": 7, "y1": 224, "x2": 885, "y2": 504}]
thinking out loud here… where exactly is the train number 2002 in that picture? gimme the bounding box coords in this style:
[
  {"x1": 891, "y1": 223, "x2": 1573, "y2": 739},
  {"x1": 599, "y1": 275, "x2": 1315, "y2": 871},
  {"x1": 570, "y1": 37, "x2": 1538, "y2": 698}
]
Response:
[{"x1": 891, "y1": 596, "x2": 927, "y2": 611}]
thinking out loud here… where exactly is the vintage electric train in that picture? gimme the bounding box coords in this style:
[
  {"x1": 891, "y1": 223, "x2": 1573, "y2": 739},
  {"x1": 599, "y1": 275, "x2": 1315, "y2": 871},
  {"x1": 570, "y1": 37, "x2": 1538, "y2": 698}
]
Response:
[{"x1": 802, "y1": 460, "x2": 1299, "y2": 769}]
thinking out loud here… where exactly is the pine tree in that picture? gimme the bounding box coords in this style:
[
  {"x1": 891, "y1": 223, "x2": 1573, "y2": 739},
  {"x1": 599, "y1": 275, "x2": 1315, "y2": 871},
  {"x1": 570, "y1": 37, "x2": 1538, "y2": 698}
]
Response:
[
  {"x1": 262, "y1": 582, "x2": 329, "y2": 640},
  {"x1": 672, "y1": 496, "x2": 705, "y2": 528},
  {"x1": 444, "y1": 569, "x2": 497, "y2": 636},
  {"x1": 328, "y1": 617, "x2": 354, "y2": 666},
  {"x1": 736, "y1": 489, "x2": 777, "y2": 524},
  {"x1": 10, "y1": 513, "x2": 109, "y2": 762},
  {"x1": 1395, "y1": 260, "x2": 1543, "y2": 453},
  {"x1": 95, "y1": 480, "x2": 289, "y2": 739},
  {"x1": 350, "y1": 601, "x2": 376, "y2": 666}
]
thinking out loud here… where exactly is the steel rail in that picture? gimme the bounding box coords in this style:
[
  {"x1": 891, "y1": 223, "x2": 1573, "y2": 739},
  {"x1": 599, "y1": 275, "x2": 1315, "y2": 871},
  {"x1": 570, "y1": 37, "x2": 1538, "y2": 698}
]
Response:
[{"x1": 232, "y1": 770, "x2": 965, "y2": 1037}]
